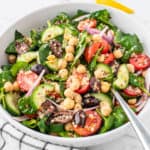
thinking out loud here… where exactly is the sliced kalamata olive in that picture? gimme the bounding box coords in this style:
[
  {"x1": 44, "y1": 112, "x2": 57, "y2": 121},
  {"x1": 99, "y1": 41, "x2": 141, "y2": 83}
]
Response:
[
  {"x1": 50, "y1": 111, "x2": 73, "y2": 124},
  {"x1": 49, "y1": 39, "x2": 63, "y2": 58},
  {"x1": 15, "y1": 41, "x2": 29, "y2": 54},
  {"x1": 110, "y1": 61, "x2": 119, "y2": 74},
  {"x1": 38, "y1": 100, "x2": 56, "y2": 117},
  {"x1": 73, "y1": 110, "x2": 86, "y2": 127},
  {"x1": 89, "y1": 77, "x2": 101, "y2": 92},
  {"x1": 82, "y1": 95, "x2": 99, "y2": 108},
  {"x1": 31, "y1": 64, "x2": 49, "y2": 75}
]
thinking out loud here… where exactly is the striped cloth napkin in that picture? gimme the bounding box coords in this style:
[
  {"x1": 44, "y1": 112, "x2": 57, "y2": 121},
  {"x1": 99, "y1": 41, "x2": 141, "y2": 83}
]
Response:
[{"x1": 0, "y1": 117, "x2": 79, "y2": 150}]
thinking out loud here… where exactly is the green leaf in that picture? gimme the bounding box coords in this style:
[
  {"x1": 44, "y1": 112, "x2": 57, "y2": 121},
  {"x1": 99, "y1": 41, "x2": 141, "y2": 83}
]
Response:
[
  {"x1": 50, "y1": 124, "x2": 64, "y2": 133},
  {"x1": 113, "y1": 106, "x2": 128, "y2": 128},
  {"x1": 100, "y1": 115, "x2": 114, "y2": 133},
  {"x1": 115, "y1": 30, "x2": 143, "y2": 62},
  {"x1": 44, "y1": 74, "x2": 66, "y2": 82},
  {"x1": 71, "y1": 32, "x2": 88, "y2": 68},
  {"x1": 52, "y1": 12, "x2": 71, "y2": 25},
  {"x1": 72, "y1": 9, "x2": 89, "y2": 20},
  {"x1": 5, "y1": 41, "x2": 17, "y2": 54},
  {"x1": 11, "y1": 61, "x2": 28, "y2": 76},
  {"x1": 0, "y1": 88, "x2": 6, "y2": 108},
  {"x1": 37, "y1": 117, "x2": 49, "y2": 133},
  {"x1": 38, "y1": 44, "x2": 50, "y2": 64},
  {"x1": 15, "y1": 30, "x2": 24, "y2": 40},
  {"x1": 22, "y1": 119, "x2": 37, "y2": 129},
  {"x1": 0, "y1": 71, "x2": 14, "y2": 87}
]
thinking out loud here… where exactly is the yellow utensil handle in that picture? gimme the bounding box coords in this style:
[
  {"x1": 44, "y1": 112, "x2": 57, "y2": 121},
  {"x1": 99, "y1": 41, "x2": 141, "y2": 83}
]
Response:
[{"x1": 96, "y1": 0, "x2": 134, "y2": 14}]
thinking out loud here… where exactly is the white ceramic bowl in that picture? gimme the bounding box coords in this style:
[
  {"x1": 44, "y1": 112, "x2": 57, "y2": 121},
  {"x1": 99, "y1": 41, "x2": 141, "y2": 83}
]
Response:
[{"x1": 0, "y1": 2, "x2": 150, "y2": 148}]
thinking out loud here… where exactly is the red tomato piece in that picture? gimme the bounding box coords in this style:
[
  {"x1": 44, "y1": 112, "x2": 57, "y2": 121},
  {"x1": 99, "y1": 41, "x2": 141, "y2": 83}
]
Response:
[
  {"x1": 123, "y1": 86, "x2": 142, "y2": 97},
  {"x1": 73, "y1": 111, "x2": 102, "y2": 136},
  {"x1": 75, "y1": 83, "x2": 90, "y2": 94},
  {"x1": 84, "y1": 42, "x2": 101, "y2": 63},
  {"x1": 17, "y1": 70, "x2": 39, "y2": 92},
  {"x1": 100, "y1": 39, "x2": 111, "y2": 54},
  {"x1": 129, "y1": 54, "x2": 150, "y2": 70},
  {"x1": 77, "y1": 19, "x2": 97, "y2": 31},
  {"x1": 104, "y1": 53, "x2": 114, "y2": 64}
]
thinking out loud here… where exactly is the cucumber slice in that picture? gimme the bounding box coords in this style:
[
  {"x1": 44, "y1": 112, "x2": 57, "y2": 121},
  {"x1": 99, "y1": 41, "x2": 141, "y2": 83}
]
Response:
[
  {"x1": 95, "y1": 63, "x2": 113, "y2": 81},
  {"x1": 91, "y1": 93, "x2": 112, "y2": 108},
  {"x1": 30, "y1": 84, "x2": 54, "y2": 110},
  {"x1": 113, "y1": 64, "x2": 129, "y2": 90},
  {"x1": 5, "y1": 93, "x2": 20, "y2": 116},
  {"x1": 17, "y1": 52, "x2": 38, "y2": 63},
  {"x1": 45, "y1": 59, "x2": 59, "y2": 71},
  {"x1": 41, "y1": 26, "x2": 64, "y2": 43}
]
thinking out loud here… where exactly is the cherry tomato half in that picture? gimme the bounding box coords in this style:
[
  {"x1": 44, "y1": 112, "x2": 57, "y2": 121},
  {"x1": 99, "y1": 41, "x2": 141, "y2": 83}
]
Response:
[
  {"x1": 17, "y1": 70, "x2": 39, "y2": 92},
  {"x1": 66, "y1": 73, "x2": 90, "y2": 94},
  {"x1": 73, "y1": 110, "x2": 102, "y2": 136},
  {"x1": 77, "y1": 19, "x2": 97, "y2": 31},
  {"x1": 129, "y1": 54, "x2": 150, "y2": 70},
  {"x1": 123, "y1": 86, "x2": 142, "y2": 97},
  {"x1": 100, "y1": 39, "x2": 111, "y2": 54},
  {"x1": 104, "y1": 53, "x2": 114, "y2": 64},
  {"x1": 84, "y1": 42, "x2": 101, "y2": 63}
]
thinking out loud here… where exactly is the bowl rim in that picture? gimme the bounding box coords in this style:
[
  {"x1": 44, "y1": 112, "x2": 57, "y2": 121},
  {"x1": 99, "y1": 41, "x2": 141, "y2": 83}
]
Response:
[{"x1": 0, "y1": 2, "x2": 150, "y2": 146}]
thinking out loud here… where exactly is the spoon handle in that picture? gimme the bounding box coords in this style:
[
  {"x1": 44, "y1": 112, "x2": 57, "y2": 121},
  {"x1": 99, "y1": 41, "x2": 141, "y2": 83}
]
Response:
[{"x1": 112, "y1": 89, "x2": 150, "y2": 150}]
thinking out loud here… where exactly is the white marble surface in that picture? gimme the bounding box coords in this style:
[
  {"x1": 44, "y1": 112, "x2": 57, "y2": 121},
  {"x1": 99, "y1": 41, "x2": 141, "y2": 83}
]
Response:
[{"x1": 0, "y1": 0, "x2": 150, "y2": 150}]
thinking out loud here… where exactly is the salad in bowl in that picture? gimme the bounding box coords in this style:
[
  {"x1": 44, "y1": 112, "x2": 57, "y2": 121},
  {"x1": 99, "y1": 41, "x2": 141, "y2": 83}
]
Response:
[{"x1": 0, "y1": 9, "x2": 150, "y2": 138}]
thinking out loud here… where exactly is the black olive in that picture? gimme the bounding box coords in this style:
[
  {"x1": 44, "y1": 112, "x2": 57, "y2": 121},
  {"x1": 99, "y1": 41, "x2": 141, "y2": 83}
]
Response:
[
  {"x1": 82, "y1": 95, "x2": 99, "y2": 108},
  {"x1": 31, "y1": 64, "x2": 49, "y2": 75},
  {"x1": 74, "y1": 110, "x2": 86, "y2": 127},
  {"x1": 89, "y1": 77, "x2": 101, "y2": 92}
]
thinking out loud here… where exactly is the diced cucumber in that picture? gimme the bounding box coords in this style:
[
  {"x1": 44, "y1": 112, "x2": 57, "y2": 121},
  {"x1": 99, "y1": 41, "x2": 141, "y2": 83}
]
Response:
[
  {"x1": 30, "y1": 84, "x2": 54, "y2": 110},
  {"x1": 17, "y1": 52, "x2": 38, "y2": 63},
  {"x1": 41, "y1": 26, "x2": 64, "y2": 43},
  {"x1": 91, "y1": 93, "x2": 112, "y2": 108},
  {"x1": 45, "y1": 59, "x2": 59, "y2": 71},
  {"x1": 113, "y1": 64, "x2": 129, "y2": 90},
  {"x1": 95, "y1": 63, "x2": 113, "y2": 81},
  {"x1": 5, "y1": 93, "x2": 20, "y2": 116}
]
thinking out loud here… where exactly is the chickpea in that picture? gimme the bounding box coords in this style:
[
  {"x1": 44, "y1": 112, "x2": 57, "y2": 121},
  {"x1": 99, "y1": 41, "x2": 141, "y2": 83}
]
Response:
[
  {"x1": 127, "y1": 64, "x2": 135, "y2": 73},
  {"x1": 7, "y1": 54, "x2": 16, "y2": 64},
  {"x1": 64, "y1": 88, "x2": 74, "y2": 99},
  {"x1": 65, "y1": 122, "x2": 74, "y2": 131},
  {"x1": 94, "y1": 69, "x2": 105, "y2": 79},
  {"x1": 65, "y1": 45, "x2": 75, "y2": 53},
  {"x1": 113, "y1": 49, "x2": 123, "y2": 59},
  {"x1": 13, "y1": 81, "x2": 19, "y2": 91},
  {"x1": 51, "y1": 82, "x2": 60, "y2": 94},
  {"x1": 74, "y1": 103, "x2": 82, "y2": 110},
  {"x1": 69, "y1": 77, "x2": 80, "y2": 91},
  {"x1": 76, "y1": 64, "x2": 86, "y2": 74},
  {"x1": 58, "y1": 59, "x2": 67, "y2": 69},
  {"x1": 63, "y1": 98, "x2": 75, "y2": 110},
  {"x1": 73, "y1": 93, "x2": 82, "y2": 103},
  {"x1": 92, "y1": 34, "x2": 101, "y2": 42},
  {"x1": 65, "y1": 53, "x2": 74, "y2": 62},
  {"x1": 4, "y1": 81, "x2": 14, "y2": 92},
  {"x1": 101, "y1": 81, "x2": 111, "y2": 93},
  {"x1": 100, "y1": 101, "x2": 112, "y2": 117},
  {"x1": 68, "y1": 37, "x2": 78, "y2": 46},
  {"x1": 64, "y1": 33, "x2": 72, "y2": 41},
  {"x1": 59, "y1": 69, "x2": 68, "y2": 79},
  {"x1": 47, "y1": 55, "x2": 56, "y2": 63},
  {"x1": 128, "y1": 98, "x2": 137, "y2": 105},
  {"x1": 97, "y1": 54, "x2": 105, "y2": 63},
  {"x1": 24, "y1": 37, "x2": 32, "y2": 45}
]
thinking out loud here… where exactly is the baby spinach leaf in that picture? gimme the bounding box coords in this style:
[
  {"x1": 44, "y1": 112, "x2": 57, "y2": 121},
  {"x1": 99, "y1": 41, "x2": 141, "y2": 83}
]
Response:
[
  {"x1": 5, "y1": 41, "x2": 17, "y2": 54},
  {"x1": 0, "y1": 71, "x2": 14, "y2": 87},
  {"x1": 50, "y1": 124, "x2": 64, "y2": 133},
  {"x1": 38, "y1": 44, "x2": 50, "y2": 64},
  {"x1": 11, "y1": 61, "x2": 28, "y2": 76},
  {"x1": 115, "y1": 30, "x2": 143, "y2": 62},
  {"x1": 72, "y1": 9, "x2": 89, "y2": 20},
  {"x1": 15, "y1": 30, "x2": 24, "y2": 40}
]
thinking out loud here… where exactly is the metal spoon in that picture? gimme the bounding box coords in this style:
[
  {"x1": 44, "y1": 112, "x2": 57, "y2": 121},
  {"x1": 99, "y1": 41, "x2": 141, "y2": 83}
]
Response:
[{"x1": 112, "y1": 89, "x2": 150, "y2": 150}]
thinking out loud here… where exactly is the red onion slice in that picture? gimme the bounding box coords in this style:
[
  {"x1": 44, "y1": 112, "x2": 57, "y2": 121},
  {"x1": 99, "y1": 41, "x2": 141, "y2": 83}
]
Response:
[
  {"x1": 13, "y1": 116, "x2": 29, "y2": 122},
  {"x1": 25, "y1": 69, "x2": 45, "y2": 97},
  {"x1": 83, "y1": 105, "x2": 99, "y2": 111}
]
